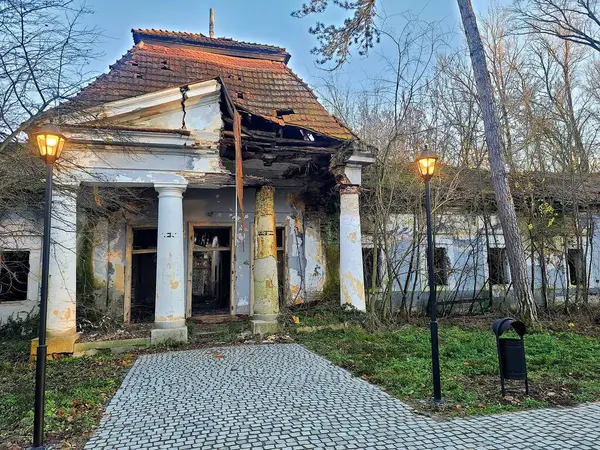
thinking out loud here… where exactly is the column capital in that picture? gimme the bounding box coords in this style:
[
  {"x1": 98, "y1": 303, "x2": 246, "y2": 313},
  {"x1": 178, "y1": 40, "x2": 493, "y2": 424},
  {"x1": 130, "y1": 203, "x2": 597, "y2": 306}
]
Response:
[
  {"x1": 339, "y1": 184, "x2": 360, "y2": 196},
  {"x1": 154, "y1": 183, "x2": 187, "y2": 197}
]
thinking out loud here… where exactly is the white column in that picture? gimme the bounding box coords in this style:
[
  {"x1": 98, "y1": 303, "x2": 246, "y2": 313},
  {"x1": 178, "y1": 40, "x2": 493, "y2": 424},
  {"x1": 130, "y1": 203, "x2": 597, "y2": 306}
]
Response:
[
  {"x1": 47, "y1": 190, "x2": 78, "y2": 336},
  {"x1": 339, "y1": 185, "x2": 366, "y2": 311},
  {"x1": 154, "y1": 183, "x2": 187, "y2": 332}
]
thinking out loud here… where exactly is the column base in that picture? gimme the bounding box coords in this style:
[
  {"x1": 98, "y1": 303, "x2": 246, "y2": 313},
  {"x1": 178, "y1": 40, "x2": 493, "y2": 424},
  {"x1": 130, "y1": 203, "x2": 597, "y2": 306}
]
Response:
[
  {"x1": 153, "y1": 319, "x2": 186, "y2": 329},
  {"x1": 250, "y1": 318, "x2": 279, "y2": 335},
  {"x1": 30, "y1": 333, "x2": 80, "y2": 360},
  {"x1": 150, "y1": 326, "x2": 188, "y2": 345}
]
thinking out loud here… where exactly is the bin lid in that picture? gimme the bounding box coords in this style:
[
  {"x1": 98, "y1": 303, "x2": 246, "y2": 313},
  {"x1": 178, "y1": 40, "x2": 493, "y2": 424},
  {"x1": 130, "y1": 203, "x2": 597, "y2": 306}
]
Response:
[{"x1": 492, "y1": 317, "x2": 526, "y2": 338}]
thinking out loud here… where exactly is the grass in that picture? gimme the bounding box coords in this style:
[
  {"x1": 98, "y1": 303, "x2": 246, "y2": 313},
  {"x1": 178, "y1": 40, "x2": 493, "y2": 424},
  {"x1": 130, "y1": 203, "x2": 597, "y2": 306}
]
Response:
[
  {"x1": 0, "y1": 351, "x2": 132, "y2": 450},
  {"x1": 294, "y1": 323, "x2": 600, "y2": 417},
  {"x1": 2, "y1": 313, "x2": 599, "y2": 448}
]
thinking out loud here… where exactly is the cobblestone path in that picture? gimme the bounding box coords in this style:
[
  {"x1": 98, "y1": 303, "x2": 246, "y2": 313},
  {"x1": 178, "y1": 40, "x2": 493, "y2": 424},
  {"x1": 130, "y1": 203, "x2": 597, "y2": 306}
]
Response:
[{"x1": 84, "y1": 344, "x2": 599, "y2": 449}]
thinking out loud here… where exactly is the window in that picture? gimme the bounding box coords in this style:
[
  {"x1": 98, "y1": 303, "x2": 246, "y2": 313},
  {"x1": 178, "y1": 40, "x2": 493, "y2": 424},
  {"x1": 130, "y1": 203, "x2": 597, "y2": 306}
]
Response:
[
  {"x1": 0, "y1": 251, "x2": 30, "y2": 301},
  {"x1": 276, "y1": 227, "x2": 285, "y2": 302},
  {"x1": 363, "y1": 247, "x2": 382, "y2": 289},
  {"x1": 488, "y1": 247, "x2": 508, "y2": 285},
  {"x1": 433, "y1": 247, "x2": 450, "y2": 286},
  {"x1": 133, "y1": 228, "x2": 157, "y2": 250},
  {"x1": 567, "y1": 249, "x2": 584, "y2": 286}
]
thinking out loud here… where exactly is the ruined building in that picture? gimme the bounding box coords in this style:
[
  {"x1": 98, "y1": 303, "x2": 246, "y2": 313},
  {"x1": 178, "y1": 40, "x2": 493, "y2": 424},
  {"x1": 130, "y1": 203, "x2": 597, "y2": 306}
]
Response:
[{"x1": 0, "y1": 28, "x2": 373, "y2": 350}]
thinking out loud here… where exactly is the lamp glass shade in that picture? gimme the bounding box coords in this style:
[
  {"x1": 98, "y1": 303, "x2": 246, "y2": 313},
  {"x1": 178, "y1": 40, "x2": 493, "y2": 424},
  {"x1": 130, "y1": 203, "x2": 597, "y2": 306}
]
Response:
[
  {"x1": 34, "y1": 127, "x2": 66, "y2": 162},
  {"x1": 417, "y1": 154, "x2": 438, "y2": 178}
]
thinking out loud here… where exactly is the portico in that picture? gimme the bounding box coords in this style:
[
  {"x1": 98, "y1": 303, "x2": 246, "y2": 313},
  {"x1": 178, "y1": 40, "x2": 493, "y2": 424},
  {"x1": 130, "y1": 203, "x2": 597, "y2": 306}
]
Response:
[{"x1": 21, "y1": 28, "x2": 373, "y2": 354}]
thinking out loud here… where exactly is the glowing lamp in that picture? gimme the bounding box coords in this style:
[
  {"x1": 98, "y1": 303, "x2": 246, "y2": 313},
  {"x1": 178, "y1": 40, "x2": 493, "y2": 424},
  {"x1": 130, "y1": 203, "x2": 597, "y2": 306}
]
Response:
[
  {"x1": 417, "y1": 147, "x2": 438, "y2": 179},
  {"x1": 33, "y1": 124, "x2": 66, "y2": 164}
]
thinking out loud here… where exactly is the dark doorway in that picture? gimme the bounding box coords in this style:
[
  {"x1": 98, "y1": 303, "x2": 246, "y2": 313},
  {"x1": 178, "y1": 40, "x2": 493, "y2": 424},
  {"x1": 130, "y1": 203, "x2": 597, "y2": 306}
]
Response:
[
  {"x1": 191, "y1": 227, "x2": 231, "y2": 315},
  {"x1": 131, "y1": 228, "x2": 157, "y2": 323}
]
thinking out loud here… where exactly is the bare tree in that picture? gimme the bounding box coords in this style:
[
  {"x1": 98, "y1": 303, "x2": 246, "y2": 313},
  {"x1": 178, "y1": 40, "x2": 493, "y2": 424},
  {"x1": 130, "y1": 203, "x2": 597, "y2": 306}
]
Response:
[
  {"x1": 457, "y1": 0, "x2": 537, "y2": 322},
  {"x1": 295, "y1": 0, "x2": 539, "y2": 321},
  {"x1": 513, "y1": 0, "x2": 600, "y2": 53},
  {"x1": 0, "y1": 0, "x2": 100, "y2": 151}
]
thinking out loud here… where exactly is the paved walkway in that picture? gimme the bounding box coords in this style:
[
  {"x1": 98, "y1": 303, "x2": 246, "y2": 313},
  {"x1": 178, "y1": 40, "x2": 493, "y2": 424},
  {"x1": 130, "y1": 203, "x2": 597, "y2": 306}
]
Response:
[{"x1": 85, "y1": 344, "x2": 599, "y2": 449}]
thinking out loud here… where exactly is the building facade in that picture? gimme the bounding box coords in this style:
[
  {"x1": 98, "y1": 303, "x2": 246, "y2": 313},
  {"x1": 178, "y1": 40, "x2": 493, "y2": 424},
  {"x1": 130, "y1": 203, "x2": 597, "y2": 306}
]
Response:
[{"x1": 0, "y1": 30, "x2": 372, "y2": 350}]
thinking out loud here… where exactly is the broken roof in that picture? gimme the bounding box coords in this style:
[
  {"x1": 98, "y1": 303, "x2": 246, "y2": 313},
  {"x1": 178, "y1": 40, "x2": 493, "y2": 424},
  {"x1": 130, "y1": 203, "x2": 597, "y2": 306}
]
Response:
[{"x1": 71, "y1": 29, "x2": 353, "y2": 140}]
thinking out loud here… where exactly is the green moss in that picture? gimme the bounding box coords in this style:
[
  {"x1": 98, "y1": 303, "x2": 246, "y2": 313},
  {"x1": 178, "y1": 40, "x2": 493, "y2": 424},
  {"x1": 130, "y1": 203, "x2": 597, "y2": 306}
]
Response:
[
  {"x1": 76, "y1": 217, "x2": 105, "y2": 323},
  {"x1": 321, "y1": 244, "x2": 340, "y2": 302}
]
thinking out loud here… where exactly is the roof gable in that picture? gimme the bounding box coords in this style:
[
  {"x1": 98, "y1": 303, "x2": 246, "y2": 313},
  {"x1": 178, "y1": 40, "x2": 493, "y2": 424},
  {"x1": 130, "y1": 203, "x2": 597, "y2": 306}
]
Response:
[{"x1": 69, "y1": 31, "x2": 354, "y2": 140}]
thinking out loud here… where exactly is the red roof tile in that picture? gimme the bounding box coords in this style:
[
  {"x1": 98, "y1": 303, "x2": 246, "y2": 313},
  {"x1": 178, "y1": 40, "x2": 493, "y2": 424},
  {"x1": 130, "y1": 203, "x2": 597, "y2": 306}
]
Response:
[
  {"x1": 71, "y1": 32, "x2": 353, "y2": 141},
  {"x1": 132, "y1": 29, "x2": 290, "y2": 62}
]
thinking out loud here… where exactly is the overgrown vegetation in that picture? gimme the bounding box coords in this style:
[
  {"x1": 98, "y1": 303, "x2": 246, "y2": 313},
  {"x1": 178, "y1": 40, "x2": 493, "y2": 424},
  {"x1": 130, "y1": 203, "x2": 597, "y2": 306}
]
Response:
[
  {"x1": 295, "y1": 320, "x2": 600, "y2": 417},
  {"x1": 293, "y1": 0, "x2": 600, "y2": 325},
  {"x1": 0, "y1": 350, "x2": 131, "y2": 450}
]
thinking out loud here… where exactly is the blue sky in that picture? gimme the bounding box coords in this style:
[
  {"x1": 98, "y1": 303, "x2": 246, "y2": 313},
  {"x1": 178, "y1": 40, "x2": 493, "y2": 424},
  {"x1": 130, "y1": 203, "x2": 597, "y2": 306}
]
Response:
[{"x1": 83, "y1": 0, "x2": 508, "y2": 89}]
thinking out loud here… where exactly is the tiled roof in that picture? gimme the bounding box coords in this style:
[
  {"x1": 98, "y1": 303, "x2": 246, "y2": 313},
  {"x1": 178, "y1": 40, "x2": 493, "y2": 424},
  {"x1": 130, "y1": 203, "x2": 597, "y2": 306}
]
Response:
[
  {"x1": 132, "y1": 29, "x2": 290, "y2": 62},
  {"x1": 70, "y1": 32, "x2": 353, "y2": 141}
]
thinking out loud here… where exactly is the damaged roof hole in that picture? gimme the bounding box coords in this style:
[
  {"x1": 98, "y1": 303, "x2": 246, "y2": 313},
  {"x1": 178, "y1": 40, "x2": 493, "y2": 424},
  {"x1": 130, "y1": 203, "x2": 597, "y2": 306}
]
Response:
[
  {"x1": 238, "y1": 75, "x2": 242, "y2": 80},
  {"x1": 237, "y1": 92, "x2": 244, "y2": 99},
  {"x1": 131, "y1": 62, "x2": 139, "y2": 66},
  {"x1": 276, "y1": 108, "x2": 294, "y2": 118},
  {"x1": 300, "y1": 129, "x2": 315, "y2": 142},
  {"x1": 161, "y1": 60, "x2": 170, "y2": 70},
  {"x1": 135, "y1": 73, "x2": 143, "y2": 79}
]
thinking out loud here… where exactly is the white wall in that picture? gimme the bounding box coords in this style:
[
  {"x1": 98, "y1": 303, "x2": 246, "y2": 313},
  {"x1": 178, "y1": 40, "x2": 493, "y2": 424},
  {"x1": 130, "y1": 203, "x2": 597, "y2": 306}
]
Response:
[{"x1": 0, "y1": 217, "x2": 42, "y2": 323}]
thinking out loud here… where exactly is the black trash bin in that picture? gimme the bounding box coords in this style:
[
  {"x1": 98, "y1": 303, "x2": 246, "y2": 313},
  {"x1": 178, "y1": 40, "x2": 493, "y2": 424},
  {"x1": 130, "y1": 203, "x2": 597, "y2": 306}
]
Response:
[{"x1": 492, "y1": 317, "x2": 528, "y2": 395}]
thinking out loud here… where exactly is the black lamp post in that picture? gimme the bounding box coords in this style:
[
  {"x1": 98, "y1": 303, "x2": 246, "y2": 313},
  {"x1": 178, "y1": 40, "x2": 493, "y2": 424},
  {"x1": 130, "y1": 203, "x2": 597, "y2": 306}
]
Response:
[
  {"x1": 30, "y1": 124, "x2": 66, "y2": 449},
  {"x1": 417, "y1": 147, "x2": 443, "y2": 403}
]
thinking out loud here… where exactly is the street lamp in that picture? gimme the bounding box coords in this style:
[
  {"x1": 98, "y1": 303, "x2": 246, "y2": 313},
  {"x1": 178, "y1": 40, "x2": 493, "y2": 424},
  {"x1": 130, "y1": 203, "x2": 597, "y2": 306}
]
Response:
[
  {"x1": 417, "y1": 146, "x2": 443, "y2": 403},
  {"x1": 30, "y1": 124, "x2": 66, "y2": 449}
]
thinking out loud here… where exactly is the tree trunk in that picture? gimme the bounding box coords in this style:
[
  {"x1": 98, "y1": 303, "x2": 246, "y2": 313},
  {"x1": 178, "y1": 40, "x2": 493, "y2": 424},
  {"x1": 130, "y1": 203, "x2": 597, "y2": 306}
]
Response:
[{"x1": 456, "y1": 0, "x2": 537, "y2": 322}]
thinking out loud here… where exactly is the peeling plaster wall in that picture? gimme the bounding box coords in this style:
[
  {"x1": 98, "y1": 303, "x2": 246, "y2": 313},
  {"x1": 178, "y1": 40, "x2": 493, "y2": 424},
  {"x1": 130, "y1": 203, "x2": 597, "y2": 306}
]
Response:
[
  {"x1": 183, "y1": 187, "x2": 255, "y2": 315},
  {"x1": 106, "y1": 221, "x2": 127, "y2": 318},
  {"x1": 62, "y1": 88, "x2": 224, "y2": 187},
  {"x1": 386, "y1": 213, "x2": 600, "y2": 310},
  {"x1": 0, "y1": 186, "x2": 328, "y2": 324},
  {"x1": 183, "y1": 187, "x2": 305, "y2": 314},
  {"x1": 99, "y1": 187, "x2": 324, "y2": 317},
  {"x1": 90, "y1": 217, "x2": 109, "y2": 311},
  {"x1": 303, "y1": 216, "x2": 327, "y2": 302},
  {"x1": 281, "y1": 192, "x2": 305, "y2": 305}
]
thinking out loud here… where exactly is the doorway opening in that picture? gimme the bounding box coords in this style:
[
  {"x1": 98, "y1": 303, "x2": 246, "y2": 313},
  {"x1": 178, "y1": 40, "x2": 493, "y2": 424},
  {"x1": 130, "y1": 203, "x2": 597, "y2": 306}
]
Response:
[
  {"x1": 191, "y1": 226, "x2": 231, "y2": 315},
  {"x1": 131, "y1": 228, "x2": 157, "y2": 323}
]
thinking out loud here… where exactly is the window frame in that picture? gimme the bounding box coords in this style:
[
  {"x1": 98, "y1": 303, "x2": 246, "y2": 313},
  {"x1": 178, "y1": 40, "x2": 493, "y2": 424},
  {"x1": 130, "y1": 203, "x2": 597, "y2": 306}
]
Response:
[
  {"x1": 362, "y1": 246, "x2": 383, "y2": 289},
  {"x1": 0, "y1": 250, "x2": 31, "y2": 302},
  {"x1": 487, "y1": 247, "x2": 508, "y2": 286},
  {"x1": 567, "y1": 248, "x2": 585, "y2": 287},
  {"x1": 433, "y1": 246, "x2": 450, "y2": 287}
]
